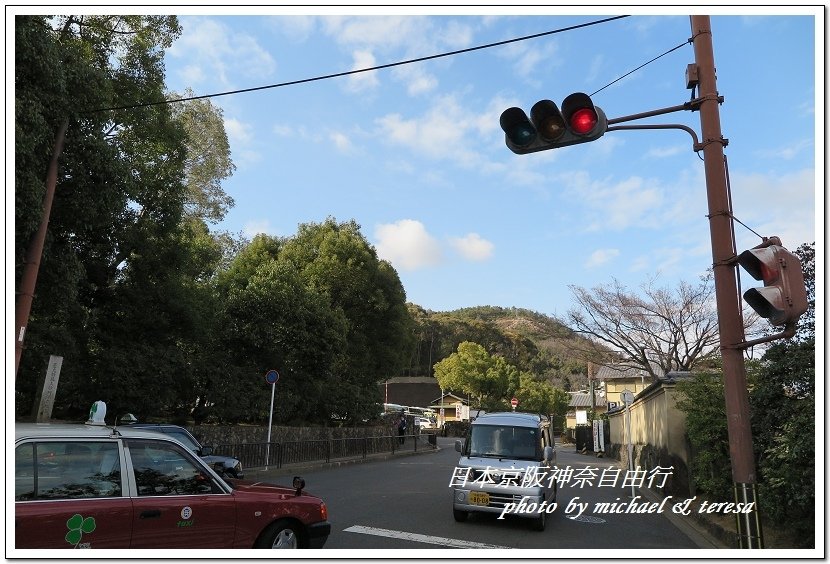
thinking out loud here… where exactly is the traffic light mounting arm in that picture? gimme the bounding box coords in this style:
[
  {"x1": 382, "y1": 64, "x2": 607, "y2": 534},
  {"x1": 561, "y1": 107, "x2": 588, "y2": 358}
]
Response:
[{"x1": 603, "y1": 96, "x2": 725, "y2": 153}]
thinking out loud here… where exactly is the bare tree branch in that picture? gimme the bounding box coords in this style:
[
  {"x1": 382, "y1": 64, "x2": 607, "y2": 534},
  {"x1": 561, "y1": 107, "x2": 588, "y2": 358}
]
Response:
[{"x1": 567, "y1": 276, "x2": 723, "y2": 380}]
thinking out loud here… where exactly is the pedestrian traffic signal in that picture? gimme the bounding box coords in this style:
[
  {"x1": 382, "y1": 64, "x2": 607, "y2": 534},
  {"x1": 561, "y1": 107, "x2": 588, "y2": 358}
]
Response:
[
  {"x1": 500, "y1": 92, "x2": 607, "y2": 155},
  {"x1": 737, "y1": 243, "x2": 808, "y2": 328}
]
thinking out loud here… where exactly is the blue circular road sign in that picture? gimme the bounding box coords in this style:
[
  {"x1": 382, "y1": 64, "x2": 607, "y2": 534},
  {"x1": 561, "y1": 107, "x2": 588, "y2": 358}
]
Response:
[{"x1": 265, "y1": 370, "x2": 280, "y2": 385}]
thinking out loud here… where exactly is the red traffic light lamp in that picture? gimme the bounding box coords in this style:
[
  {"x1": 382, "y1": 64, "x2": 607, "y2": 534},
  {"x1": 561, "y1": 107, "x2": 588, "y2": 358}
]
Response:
[
  {"x1": 738, "y1": 240, "x2": 808, "y2": 328},
  {"x1": 500, "y1": 92, "x2": 607, "y2": 155}
]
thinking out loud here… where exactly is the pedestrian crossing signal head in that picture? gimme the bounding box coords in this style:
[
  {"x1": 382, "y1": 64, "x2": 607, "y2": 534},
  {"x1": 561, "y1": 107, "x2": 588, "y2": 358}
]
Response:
[{"x1": 738, "y1": 243, "x2": 808, "y2": 328}]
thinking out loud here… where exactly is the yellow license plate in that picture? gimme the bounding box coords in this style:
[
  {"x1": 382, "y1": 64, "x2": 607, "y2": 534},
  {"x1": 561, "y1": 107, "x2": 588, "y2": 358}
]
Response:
[{"x1": 468, "y1": 491, "x2": 490, "y2": 506}]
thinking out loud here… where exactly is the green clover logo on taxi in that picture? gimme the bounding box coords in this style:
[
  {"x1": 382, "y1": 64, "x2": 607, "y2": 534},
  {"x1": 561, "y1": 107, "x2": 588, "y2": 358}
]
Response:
[{"x1": 65, "y1": 514, "x2": 96, "y2": 547}]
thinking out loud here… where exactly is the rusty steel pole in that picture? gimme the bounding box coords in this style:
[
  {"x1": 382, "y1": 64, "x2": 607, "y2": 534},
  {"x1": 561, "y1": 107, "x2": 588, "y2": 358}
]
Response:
[
  {"x1": 15, "y1": 119, "x2": 68, "y2": 381},
  {"x1": 690, "y1": 15, "x2": 763, "y2": 548}
]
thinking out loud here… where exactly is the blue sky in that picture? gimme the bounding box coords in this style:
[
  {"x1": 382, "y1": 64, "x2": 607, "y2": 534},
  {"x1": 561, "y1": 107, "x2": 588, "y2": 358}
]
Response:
[
  {"x1": 158, "y1": 8, "x2": 821, "y2": 319},
  {"x1": 36, "y1": 7, "x2": 828, "y2": 319}
]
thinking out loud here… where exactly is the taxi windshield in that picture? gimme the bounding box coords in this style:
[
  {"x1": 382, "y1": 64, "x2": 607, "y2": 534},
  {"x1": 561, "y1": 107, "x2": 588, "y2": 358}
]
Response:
[{"x1": 164, "y1": 430, "x2": 200, "y2": 451}]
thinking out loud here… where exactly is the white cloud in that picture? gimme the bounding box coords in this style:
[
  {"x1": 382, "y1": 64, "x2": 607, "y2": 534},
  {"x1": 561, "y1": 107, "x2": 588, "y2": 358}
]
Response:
[
  {"x1": 273, "y1": 124, "x2": 293, "y2": 137},
  {"x1": 319, "y1": 16, "x2": 476, "y2": 97},
  {"x1": 224, "y1": 118, "x2": 259, "y2": 167},
  {"x1": 329, "y1": 131, "x2": 354, "y2": 153},
  {"x1": 322, "y1": 15, "x2": 424, "y2": 48},
  {"x1": 224, "y1": 118, "x2": 254, "y2": 144},
  {"x1": 584, "y1": 176, "x2": 664, "y2": 231},
  {"x1": 346, "y1": 50, "x2": 380, "y2": 92},
  {"x1": 731, "y1": 168, "x2": 816, "y2": 250},
  {"x1": 168, "y1": 17, "x2": 276, "y2": 87},
  {"x1": 585, "y1": 248, "x2": 620, "y2": 268},
  {"x1": 268, "y1": 15, "x2": 317, "y2": 42},
  {"x1": 646, "y1": 145, "x2": 685, "y2": 158},
  {"x1": 180, "y1": 64, "x2": 205, "y2": 85},
  {"x1": 450, "y1": 233, "x2": 494, "y2": 262},
  {"x1": 393, "y1": 64, "x2": 438, "y2": 96},
  {"x1": 375, "y1": 94, "x2": 499, "y2": 168},
  {"x1": 498, "y1": 40, "x2": 561, "y2": 84},
  {"x1": 244, "y1": 220, "x2": 277, "y2": 237},
  {"x1": 374, "y1": 220, "x2": 443, "y2": 271},
  {"x1": 755, "y1": 138, "x2": 813, "y2": 161}
]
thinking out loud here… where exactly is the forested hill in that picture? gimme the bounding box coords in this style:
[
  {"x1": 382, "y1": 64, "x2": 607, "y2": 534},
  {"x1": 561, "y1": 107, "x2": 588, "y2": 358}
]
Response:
[{"x1": 404, "y1": 304, "x2": 596, "y2": 392}]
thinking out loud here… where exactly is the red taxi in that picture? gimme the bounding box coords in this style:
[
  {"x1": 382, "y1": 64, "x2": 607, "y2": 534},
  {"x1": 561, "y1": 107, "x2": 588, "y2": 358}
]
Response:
[{"x1": 14, "y1": 422, "x2": 330, "y2": 549}]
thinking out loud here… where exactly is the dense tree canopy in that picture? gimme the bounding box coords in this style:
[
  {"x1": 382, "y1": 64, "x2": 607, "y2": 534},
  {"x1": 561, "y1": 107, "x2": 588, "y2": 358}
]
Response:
[
  {"x1": 15, "y1": 14, "x2": 191, "y2": 417},
  {"x1": 16, "y1": 17, "x2": 415, "y2": 426}
]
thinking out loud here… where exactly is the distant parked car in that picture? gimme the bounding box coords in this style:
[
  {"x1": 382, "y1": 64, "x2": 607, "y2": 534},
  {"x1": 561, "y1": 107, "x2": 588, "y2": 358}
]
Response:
[
  {"x1": 127, "y1": 423, "x2": 244, "y2": 479},
  {"x1": 14, "y1": 422, "x2": 330, "y2": 549},
  {"x1": 414, "y1": 417, "x2": 438, "y2": 431}
]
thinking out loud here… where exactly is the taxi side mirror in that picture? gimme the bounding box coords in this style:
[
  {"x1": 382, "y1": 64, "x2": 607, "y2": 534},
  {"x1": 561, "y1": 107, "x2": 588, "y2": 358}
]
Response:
[{"x1": 293, "y1": 476, "x2": 306, "y2": 496}]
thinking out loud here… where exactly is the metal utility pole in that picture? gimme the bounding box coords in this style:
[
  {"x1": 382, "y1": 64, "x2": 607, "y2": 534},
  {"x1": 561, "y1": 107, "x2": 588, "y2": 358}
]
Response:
[
  {"x1": 15, "y1": 119, "x2": 68, "y2": 381},
  {"x1": 690, "y1": 15, "x2": 763, "y2": 548}
]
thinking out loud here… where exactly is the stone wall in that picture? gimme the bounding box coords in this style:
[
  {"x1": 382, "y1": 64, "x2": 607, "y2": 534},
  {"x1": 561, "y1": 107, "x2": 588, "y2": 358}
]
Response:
[
  {"x1": 189, "y1": 416, "x2": 409, "y2": 447},
  {"x1": 606, "y1": 374, "x2": 694, "y2": 498}
]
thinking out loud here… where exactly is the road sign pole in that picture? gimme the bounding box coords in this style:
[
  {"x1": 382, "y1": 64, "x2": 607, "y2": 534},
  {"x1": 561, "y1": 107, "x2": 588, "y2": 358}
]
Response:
[
  {"x1": 621, "y1": 390, "x2": 635, "y2": 498},
  {"x1": 263, "y1": 370, "x2": 280, "y2": 470},
  {"x1": 265, "y1": 382, "x2": 275, "y2": 470}
]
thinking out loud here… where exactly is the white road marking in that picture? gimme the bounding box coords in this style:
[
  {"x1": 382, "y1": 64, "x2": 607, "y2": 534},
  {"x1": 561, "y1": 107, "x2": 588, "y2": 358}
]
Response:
[{"x1": 343, "y1": 525, "x2": 513, "y2": 549}]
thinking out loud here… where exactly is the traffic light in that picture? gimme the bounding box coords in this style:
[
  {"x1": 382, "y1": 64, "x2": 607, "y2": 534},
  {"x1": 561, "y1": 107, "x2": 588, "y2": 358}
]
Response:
[
  {"x1": 500, "y1": 92, "x2": 607, "y2": 155},
  {"x1": 737, "y1": 243, "x2": 808, "y2": 328}
]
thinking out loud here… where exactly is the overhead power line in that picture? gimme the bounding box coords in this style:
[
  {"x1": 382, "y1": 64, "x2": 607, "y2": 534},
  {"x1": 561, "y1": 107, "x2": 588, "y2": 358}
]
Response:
[
  {"x1": 85, "y1": 15, "x2": 629, "y2": 114},
  {"x1": 590, "y1": 39, "x2": 690, "y2": 97}
]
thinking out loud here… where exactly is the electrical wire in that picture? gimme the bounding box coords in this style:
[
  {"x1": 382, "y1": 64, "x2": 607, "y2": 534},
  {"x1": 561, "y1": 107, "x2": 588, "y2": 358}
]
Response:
[
  {"x1": 84, "y1": 15, "x2": 629, "y2": 114},
  {"x1": 590, "y1": 39, "x2": 690, "y2": 97}
]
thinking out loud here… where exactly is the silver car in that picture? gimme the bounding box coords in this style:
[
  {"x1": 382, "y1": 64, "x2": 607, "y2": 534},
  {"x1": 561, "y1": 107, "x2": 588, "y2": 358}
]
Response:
[
  {"x1": 451, "y1": 412, "x2": 556, "y2": 531},
  {"x1": 128, "y1": 423, "x2": 244, "y2": 479}
]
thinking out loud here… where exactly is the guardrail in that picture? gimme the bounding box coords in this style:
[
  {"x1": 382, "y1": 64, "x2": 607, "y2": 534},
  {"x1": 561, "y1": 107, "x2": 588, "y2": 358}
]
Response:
[{"x1": 215, "y1": 433, "x2": 437, "y2": 470}]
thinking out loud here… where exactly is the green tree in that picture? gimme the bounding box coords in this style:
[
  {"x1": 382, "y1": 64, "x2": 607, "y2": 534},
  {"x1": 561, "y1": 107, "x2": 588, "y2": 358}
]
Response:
[
  {"x1": 279, "y1": 218, "x2": 414, "y2": 422},
  {"x1": 675, "y1": 370, "x2": 732, "y2": 501},
  {"x1": 169, "y1": 90, "x2": 236, "y2": 224},
  {"x1": 219, "y1": 256, "x2": 348, "y2": 424},
  {"x1": 15, "y1": 16, "x2": 242, "y2": 424},
  {"x1": 749, "y1": 242, "x2": 815, "y2": 546},
  {"x1": 15, "y1": 15, "x2": 189, "y2": 418},
  {"x1": 515, "y1": 374, "x2": 570, "y2": 424},
  {"x1": 434, "y1": 342, "x2": 519, "y2": 410}
]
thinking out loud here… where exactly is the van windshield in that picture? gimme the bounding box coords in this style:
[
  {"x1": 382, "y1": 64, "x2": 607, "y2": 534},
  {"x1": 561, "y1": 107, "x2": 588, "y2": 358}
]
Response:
[{"x1": 468, "y1": 425, "x2": 540, "y2": 460}]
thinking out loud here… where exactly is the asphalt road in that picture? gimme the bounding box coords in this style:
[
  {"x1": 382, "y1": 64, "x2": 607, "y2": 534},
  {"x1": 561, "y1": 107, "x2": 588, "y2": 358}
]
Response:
[{"x1": 252, "y1": 436, "x2": 719, "y2": 554}]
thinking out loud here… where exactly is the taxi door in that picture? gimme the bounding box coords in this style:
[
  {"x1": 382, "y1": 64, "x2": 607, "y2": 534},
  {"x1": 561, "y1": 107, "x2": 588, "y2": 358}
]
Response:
[
  {"x1": 125, "y1": 439, "x2": 236, "y2": 548},
  {"x1": 15, "y1": 440, "x2": 133, "y2": 549}
]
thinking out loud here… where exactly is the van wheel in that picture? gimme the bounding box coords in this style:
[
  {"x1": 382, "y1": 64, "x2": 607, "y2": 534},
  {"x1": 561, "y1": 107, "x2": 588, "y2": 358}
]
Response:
[
  {"x1": 453, "y1": 508, "x2": 468, "y2": 522},
  {"x1": 532, "y1": 512, "x2": 546, "y2": 532}
]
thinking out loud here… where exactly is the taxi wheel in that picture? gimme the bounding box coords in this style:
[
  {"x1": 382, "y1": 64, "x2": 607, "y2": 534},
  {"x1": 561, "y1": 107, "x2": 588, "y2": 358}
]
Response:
[
  {"x1": 257, "y1": 520, "x2": 302, "y2": 549},
  {"x1": 453, "y1": 508, "x2": 468, "y2": 522}
]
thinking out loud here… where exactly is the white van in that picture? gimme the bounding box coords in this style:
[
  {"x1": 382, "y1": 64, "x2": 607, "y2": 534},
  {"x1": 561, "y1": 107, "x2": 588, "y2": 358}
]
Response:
[{"x1": 452, "y1": 412, "x2": 556, "y2": 531}]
